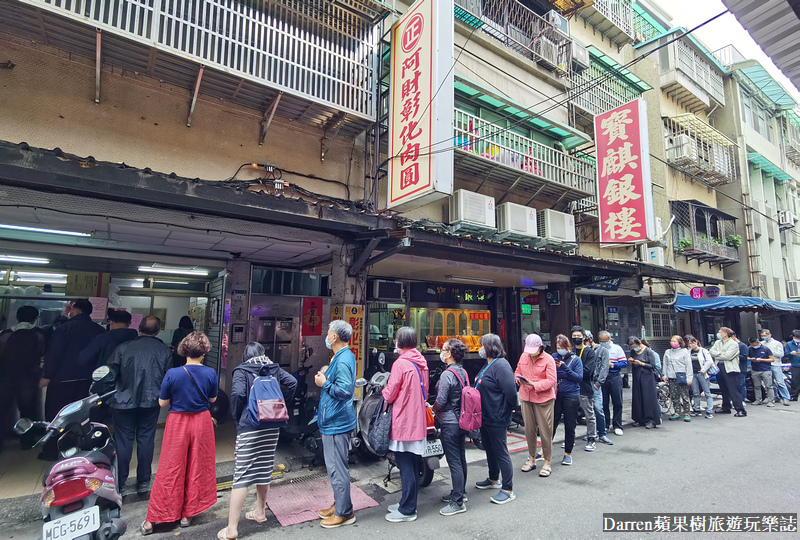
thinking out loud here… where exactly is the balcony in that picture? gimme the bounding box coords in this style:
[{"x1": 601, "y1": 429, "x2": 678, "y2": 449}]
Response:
[
  {"x1": 454, "y1": 0, "x2": 572, "y2": 75},
  {"x1": 664, "y1": 115, "x2": 738, "y2": 186},
  {"x1": 453, "y1": 109, "x2": 596, "y2": 209},
  {"x1": 576, "y1": 0, "x2": 634, "y2": 45},
  {"x1": 673, "y1": 201, "x2": 739, "y2": 266},
  {"x1": 2, "y1": 0, "x2": 386, "y2": 138},
  {"x1": 632, "y1": 6, "x2": 664, "y2": 44},
  {"x1": 783, "y1": 111, "x2": 800, "y2": 166}
]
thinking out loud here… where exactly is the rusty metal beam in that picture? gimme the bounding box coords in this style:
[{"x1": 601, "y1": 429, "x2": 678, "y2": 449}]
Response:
[
  {"x1": 187, "y1": 66, "x2": 204, "y2": 128},
  {"x1": 94, "y1": 30, "x2": 101, "y2": 104},
  {"x1": 259, "y1": 92, "x2": 282, "y2": 147}
]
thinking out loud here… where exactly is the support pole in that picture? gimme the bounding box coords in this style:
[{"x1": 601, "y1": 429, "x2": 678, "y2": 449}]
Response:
[
  {"x1": 259, "y1": 92, "x2": 282, "y2": 146},
  {"x1": 187, "y1": 66, "x2": 204, "y2": 127},
  {"x1": 95, "y1": 30, "x2": 101, "y2": 104}
]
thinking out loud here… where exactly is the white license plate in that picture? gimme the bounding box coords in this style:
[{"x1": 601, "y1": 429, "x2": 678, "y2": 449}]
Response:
[
  {"x1": 423, "y1": 439, "x2": 443, "y2": 457},
  {"x1": 43, "y1": 506, "x2": 100, "y2": 540}
]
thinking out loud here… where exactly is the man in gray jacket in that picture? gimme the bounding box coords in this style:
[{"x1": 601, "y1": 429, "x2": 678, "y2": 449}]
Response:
[{"x1": 591, "y1": 331, "x2": 612, "y2": 445}]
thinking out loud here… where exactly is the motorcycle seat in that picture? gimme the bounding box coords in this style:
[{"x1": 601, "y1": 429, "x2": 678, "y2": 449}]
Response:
[{"x1": 78, "y1": 450, "x2": 113, "y2": 469}]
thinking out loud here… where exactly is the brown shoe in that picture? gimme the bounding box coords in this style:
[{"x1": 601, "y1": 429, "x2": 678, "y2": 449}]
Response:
[
  {"x1": 317, "y1": 504, "x2": 336, "y2": 520},
  {"x1": 320, "y1": 512, "x2": 356, "y2": 529}
]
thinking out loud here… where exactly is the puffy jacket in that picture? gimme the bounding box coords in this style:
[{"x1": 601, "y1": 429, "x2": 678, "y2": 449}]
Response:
[
  {"x1": 230, "y1": 358, "x2": 297, "y2": 433},
  {"x1": 514, "y1": 352, "x2": 556, "y2": 403},
  {"x1": 83, "y1": 328, "x2": 139, "y2": 369},
  {"x1": 108, "y1": 335, "x2": 171, "y2": 409},
  {"x1": 433, "y1": 364, "x2": 469, "y2": 424},
  {"x1": 318, "y1": 346, "x2": 357, "y2": 435},
  {"x1": 382, "y1": 348, "x2": 429, "y2": 442},
  {"x1": 43, "y1": 313, "x2": 104, "y2": 382}
]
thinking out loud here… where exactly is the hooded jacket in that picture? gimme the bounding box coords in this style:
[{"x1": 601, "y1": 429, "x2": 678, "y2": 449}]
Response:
[
  {"x1": 318, "y1": 346, "x2": 357, "y2": 435},
  {"x1": 382, "y1": 348, "x2": 429, "y2": 442},
  {"x1": 231, "y1": 357, "x2": 297, "y2": 433}
]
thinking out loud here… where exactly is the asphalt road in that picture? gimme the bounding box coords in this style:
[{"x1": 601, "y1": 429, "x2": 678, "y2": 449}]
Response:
[{"x1": 8, "y1": 394, "x2": 799, "y2": 540}]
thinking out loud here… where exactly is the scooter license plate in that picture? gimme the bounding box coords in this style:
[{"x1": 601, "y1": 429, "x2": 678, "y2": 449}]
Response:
[
  {"x1": 43, "y1": 506, "x2": 100, "y2": 540},
  {"x1": 423, "y1": 439, "x2": 443, "y2": 457}
]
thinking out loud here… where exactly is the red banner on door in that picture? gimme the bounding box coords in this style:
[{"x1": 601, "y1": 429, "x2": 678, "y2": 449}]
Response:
[{"x1": 301, "y1": 297, "x2": 323, "y2": 336}]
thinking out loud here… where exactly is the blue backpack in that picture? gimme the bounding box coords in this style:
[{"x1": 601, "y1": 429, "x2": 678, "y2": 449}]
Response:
[{"x1": 247, "y1": 371, "x2": 289, "y2": 429}]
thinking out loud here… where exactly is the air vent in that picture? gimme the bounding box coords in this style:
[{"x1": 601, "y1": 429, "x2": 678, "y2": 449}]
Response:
[{"x1": 368, "y1": 280, "x2": 404, "y2": 301}]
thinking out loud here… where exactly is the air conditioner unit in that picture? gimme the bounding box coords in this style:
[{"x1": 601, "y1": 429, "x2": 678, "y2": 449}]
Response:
[
  {"x1": 666, "y1": 134, "x2": 697, "y2": 165},
  {"x1": 454, "y1": 0, "x2": 481, "y2": 18},
  {"x1": 533, "y1": 36, "x2": 559, "y2": 70},
  {"x1": 571, "y1": 42, "x2": 590, "y2": 73},
  {"x1": 788, "y1": 280, "x2": 800, "y2": 298},
  {"x1": 537, "y1": 209, "x2": 576, "y2": 243},
  {"x1": 646, "y1": 246, "x2": 665, "y2": 266},
  {"x1": 778, "y1": 210, "x2": 796, "y2": 228},
  {"x1": 450, "y1": 189, "x2": 496, "y2": 232},
  {"x1": 546, "y1": 10, "x2": 569, "y2": 37},
  {"x1": 368, "y1": 279, "x2": 404, "y2": 301},
  {"x1": 497, "y1": 202, "x2": 538, "y2": 240}
]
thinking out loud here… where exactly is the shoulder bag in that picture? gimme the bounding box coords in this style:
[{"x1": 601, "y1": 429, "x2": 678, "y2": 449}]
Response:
[{"x1": 183, "y1": 366, "x2": 218, "y2": 426}]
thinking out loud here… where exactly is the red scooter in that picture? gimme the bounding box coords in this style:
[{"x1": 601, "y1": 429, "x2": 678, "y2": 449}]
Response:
[{"x1": 15, "y1": 366, "x2": 126, "y2": 540}]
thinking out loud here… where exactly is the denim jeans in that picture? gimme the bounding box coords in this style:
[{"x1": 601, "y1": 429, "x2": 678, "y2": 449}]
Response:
[
  {"x1": 394, "y1": 451, "x2": 420, "y2": 515},
  {"x1": 602, "y1": 373, "x2": 623, "y2": 431},
  {"x1": 440, "y1": 422, "x2": 467, "y2": 505},
  {"x1": 691, "y1": 374, "x2": 714, "y2": 411},
  {"x1": 739, "y1": 373, "x2": 747, "y2": 404},
  {"x1": 771, "y1": 366, "x2": 791, "y2": 401},
  {"x1": 593, "y1": 386, "x2": 606, "y2": 437}
]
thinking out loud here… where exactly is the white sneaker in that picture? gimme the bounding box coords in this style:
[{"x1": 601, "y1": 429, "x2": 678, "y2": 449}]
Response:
[{"x1": 614, "y1": 428, "x2": 623, "y2": 436}]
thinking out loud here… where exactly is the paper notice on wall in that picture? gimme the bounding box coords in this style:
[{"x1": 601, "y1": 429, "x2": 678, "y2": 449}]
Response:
[
  {"x1": 129, "y1": 313, "x2": 143, "y2": 330},
  {"x1": 88, "y1": 297, "x2": 108, "y2": 321}
]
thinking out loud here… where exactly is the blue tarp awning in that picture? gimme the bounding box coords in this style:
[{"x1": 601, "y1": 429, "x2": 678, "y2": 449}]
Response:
[{"x1": 675, "y1": 295, "x2": 800, "y2": 313}]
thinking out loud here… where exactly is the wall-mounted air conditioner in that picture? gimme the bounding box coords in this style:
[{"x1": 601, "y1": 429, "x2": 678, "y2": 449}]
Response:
[
  {"x1": 666, "y1": 134, "x2": 697, "y2": 164},
  {"x1": 533, "y1": 36, "x2": 559, "y2": 70},
  {"x1": 645, "y1": 246, "x2": 665, "y2": 266},
  {"x1": 571, "y1": 42, "x2": 590, "y2": 73},
  {"x1": 546, "y1": 10, "x2": 569, "y2": 37},
  {"x1": 450, "y1": 189, "x2": 496, "y2": 231},
  {"x1": 778, "y1": 210, "x2": 796, "y2": 228},
  {"x1": 537, "y1": 209, "x2": 576, "y2": 243},
  {"x1": 368, "y1": 279, "x2": 404, "y2": 302},
  {"x1": 497, "y1": 202, "x2": 538, "y2": 239},
  {"x1": 788, "y1": 280, "x2": 800, "y2": 298}
]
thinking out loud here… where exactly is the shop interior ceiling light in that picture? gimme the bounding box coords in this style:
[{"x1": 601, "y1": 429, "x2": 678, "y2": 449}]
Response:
[
  {"x1": 14, "y1": 271, "x2": 67, "y2": 284},
  {"x1": 138, "y1": 266, "x2": 209, "y2": 276},
  {"x1": 446, "y1": 275, "x2": 495, "y2": 284},
  {"x1": 0, "y1": 255, "x2": 49, "y2": 264},
  {"x1": 0, "y1": 223, "x2": 92, "y2": 237}
]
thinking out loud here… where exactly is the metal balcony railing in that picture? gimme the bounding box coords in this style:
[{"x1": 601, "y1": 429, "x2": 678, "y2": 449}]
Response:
[
  {"x1": 21, "y1": 0, "x2": 379, "y2": 119},
  {"x1": 632, "y1": 8, "x2": 662, "y2": 44},
  {"x1": 673, "y1": 201, "x2": 739, "y2": 264},
  {"x1": 592, "y1": 0, "x2": 633, "y2": 37},
  {"x1": 569, "y1": 61, "x2": 642, "y2": 117},
  {"x1": 712, "y1": 44, "x2": 747, "y2": 69},
  {"x1": 454, "y1": 109, "x2": 596, "y2": 207},
  {"x1": 664, "y1": 115, "x2": 738, "y2": 186},
  {"x1": 673, "y1": 38, "x2": 725, "y2": 105},
  {"x1": 783, "y1": 112, "x2": 800, "y2": 166}
]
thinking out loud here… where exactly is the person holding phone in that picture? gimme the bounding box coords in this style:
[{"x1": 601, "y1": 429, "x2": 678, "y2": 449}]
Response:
[
  {"x1": 663, "y1": 335, "x2": 693, "y2": 422},
  {"x1": 514, "y1": 334, "x2": 556, "y2": 477},
  {"x1": 552, "y1": 335, "x2": 583, "y2": 467},
  {"x1": 626, "y1": 336, "x2": 660, "y2": 429}
]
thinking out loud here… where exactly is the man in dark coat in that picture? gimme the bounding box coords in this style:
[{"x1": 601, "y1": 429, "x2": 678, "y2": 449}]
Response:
[
  {"x1": 108, "y1": 316, "x2": 171, "y2": 494},
  {"x1": 80, "y1": 310, "x2": 138, "y2": 368},
  {"x1": 41, "y1": 299, "x2": 104, "y2": 421}
]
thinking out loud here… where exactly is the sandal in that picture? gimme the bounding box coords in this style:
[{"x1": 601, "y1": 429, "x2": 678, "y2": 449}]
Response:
[
  {"x1": 180, "y1": 516, "x2": 192, "y2": 528},
  {"x1": 539, "y1": 465, "x2": 551, "y2": 477},
  {"x1": 245, "y1": 510, "x2": 268, "y2": 523},
  {"x1": 140, "y1": 521, "x2": 153, "y2": 536},
  {"x1": 521, "y1": 459, "x2": 537, "y2": 472},
  {"x1": 217, "y1": 527, "x2": 237, "y2": 540}
]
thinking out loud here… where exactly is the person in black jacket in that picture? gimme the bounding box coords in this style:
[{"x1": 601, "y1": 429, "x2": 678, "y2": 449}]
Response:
[
  {"x1": 41, "y1": 299, "x2": 104, "y2": 421},
  {"x1": 474, "y1": 333, "x2": 517, "y2": 505},
  {"x1": 80, "y1": 310, "x2": 138, "y2": 369},
  {"x1": 571, "y1": 325, "x2": 597, "y2": 452},
  {"x1": 108, "y1": 316, "x2": 172, "y2": 494}
]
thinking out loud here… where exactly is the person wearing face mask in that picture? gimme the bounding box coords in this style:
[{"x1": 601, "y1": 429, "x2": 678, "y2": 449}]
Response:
[
  {"x1": 571, "y1": 326, "x2": 597, "y2": 451},
  {"x1": 552, "y1": 334, "x2": 583, "y2": 466},
  {"x1": 748, "y1": 336, "x2": 774, "y2": 406},
  {"x1": 474, "y1": 334, "x2": 517, "y2": 504},
  {"x1": 514, "y1": 333, "x2": 556, "y2": 477},
  {"x1": 598, "y1": 332, "x2": 627, "y2": 437},
  {"x1": 432, "y1": 339, "x2": 470, "y2": 515},
  {"x1": 627, "y1": 337, "x2": 660, "y2": 429},
  {"x1": 787, "y1": 330, "x2": 800, "y2": 401},
  {"x1": 314, "y1": 320, "x2": 358, "y2": 529},
  {"x1": 662, "y1": 335, "x2": 693, "y2": 422},
  {"x1": 591, "y1": 332, "x2": 612, "y2": 445},
  {"x1": 760, "y1": 329, "x2": 790, "y2": 406},
  {"x1": 710, "y1": 327, "x2": 746, "y2": 416},
  {"x1": 685, "y1": 335, "x2": 715, "y2": 418}
]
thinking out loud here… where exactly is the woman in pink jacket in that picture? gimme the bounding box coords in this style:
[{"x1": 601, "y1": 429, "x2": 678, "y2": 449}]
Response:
[
  {"x1": 382, "y1": 327, "x2": 429, "y2": 523},
  {"x1": 514, "y1": 333, "x2": 556, "y2": 478}
]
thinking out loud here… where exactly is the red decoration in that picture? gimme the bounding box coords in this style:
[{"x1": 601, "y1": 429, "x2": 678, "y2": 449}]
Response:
[{"x1": 301, "y1": 297, "x2": 323, "y2": 336}]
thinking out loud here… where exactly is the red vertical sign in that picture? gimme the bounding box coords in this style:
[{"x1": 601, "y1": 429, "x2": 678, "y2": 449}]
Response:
[
  {"x1": 594, "y1": 99, "x2": 654, "y2": 245},
  {"x1": 301, "y1": 297, "x2": 323, "y2": 336}
]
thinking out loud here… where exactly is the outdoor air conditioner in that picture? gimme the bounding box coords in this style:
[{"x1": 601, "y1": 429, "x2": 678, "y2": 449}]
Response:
[
  {"x1": 368, "y1": 279, "x2": 404, "y2": 302},
  {"x1": 666, "y1": 134, "x2": 696, "y2": 164},
  {"x1": 497, "y1": 202, "x2": 538, "y2": 240},
  {"x1": 533, "y1": 36, "x2": 559, "y2": 70},
  {"x1": 546, "y1": 10, "x2": 569, "y2": 37},
  {"x1": 788, "y1": 280, "x2": 800, "y2": 298},
  {"x1": 450, "y1": 189, "x2": 496, "y2": 231},
  {"x1": 454, "y1": 0, "x2": 481, "y2": 18},
  {"x1": 537, "y1": 209, "x2": 576, "y2": 243},
  {"x1": 646, "y1": 246, "x2": 665, "y2": 266},
  {"x1": 778, "y1": 210, "x2": 796, "y2": 228},
  {"x1": 571, "y1": 42, "x2": 590, "y2": 73}
]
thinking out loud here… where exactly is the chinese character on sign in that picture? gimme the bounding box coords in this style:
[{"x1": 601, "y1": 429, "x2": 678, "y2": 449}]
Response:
[
  {"x1": 604, "y1": 207, "x2": 642, "y2": 240},
  {"x1": 601, "y1": 108, "x2": 633, "y2": 145},
  {"x1": 602, "y1": 174, "x2": 641, "y2": 206},
  {"x1": 743, "y1": 516, "x2": 761, "y2": 532},
  {"x1": 601, "y1": 142, "x2": 639, "y2": 177},
  {"x1": 671, "y1": 516, "x2": 688, "y2": 532},
  {"x1": 464, "y1": 289, "x2": 474, "y2": 302},
  {"x1": 689, "y1": 516, "x2": 706, "y2": 532},
  {"x1": 761, "y1": 516, "x2": 779, "y2": 532},
  {"x1": 436, "y1": 286, "x2": 447, "y2": 300},
  {"x1": 400, "y1": 163, "x2": 420, "y2": 189}
]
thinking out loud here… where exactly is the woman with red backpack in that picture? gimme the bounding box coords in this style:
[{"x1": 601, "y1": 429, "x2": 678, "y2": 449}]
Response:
[{"x1": 432, "y1": 338, "x2": 470, "y2": 516}]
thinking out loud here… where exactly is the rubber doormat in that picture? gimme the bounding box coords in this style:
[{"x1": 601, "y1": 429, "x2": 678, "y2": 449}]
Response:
[{"x1": 267, "y1": 476, "x2": 379, "y2": 527}]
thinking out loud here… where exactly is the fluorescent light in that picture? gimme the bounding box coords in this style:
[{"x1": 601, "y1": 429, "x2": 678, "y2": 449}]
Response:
[
  {"x1": 0, "y1": 255, "x2": 49, "y2": 264},
  {"x1": 154, "y1": 280, "x2": 189, "y2": 285},
  {"x1": 446, "y1": 275, "x2": 495, "y2": 285},
  {"x1": 0, "y1": 223, "x2": 91, "y2": 237},
  {"x1": 14, "y1": 271, "x2": 67, "y2": 284},
  {"x1": 138, "y1": 267, "x2": 208, "y2": 276}
]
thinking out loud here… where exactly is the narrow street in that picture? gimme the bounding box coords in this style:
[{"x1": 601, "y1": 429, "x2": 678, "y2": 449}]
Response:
[{"x1": 7, "y1": 392, "x2": 798, "y2": 539}]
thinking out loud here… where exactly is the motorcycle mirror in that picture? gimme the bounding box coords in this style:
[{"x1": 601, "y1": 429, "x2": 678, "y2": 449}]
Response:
[
  {"x1": 372, "y1": 348, "x2": 377, "y2": 354},
  {"x1": 378, "y1": 352, "x2": 386, "y2": 365},
  {"x1": 14, "y1": 418, "x2": 33, "y2": 435},
  {"x1": 355, "y1": 378, "x2": 368, "y2": 387},
  {"x1": 92, "y1": 365, "x2": 110, "y2": 381}
]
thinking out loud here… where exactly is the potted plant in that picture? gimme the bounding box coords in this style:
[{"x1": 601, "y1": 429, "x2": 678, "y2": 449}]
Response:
[
  {"x1": 725, "y1": 234, "x2": 742, "y2": 248},
  {"x1": 677, "y1": 237, "x2": 693, "y2": 251}
]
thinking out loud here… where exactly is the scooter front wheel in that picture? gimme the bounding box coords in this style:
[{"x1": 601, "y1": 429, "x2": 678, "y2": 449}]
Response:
[{"x1": 417, "y1": 457, "x2": 434, "y2": 488}]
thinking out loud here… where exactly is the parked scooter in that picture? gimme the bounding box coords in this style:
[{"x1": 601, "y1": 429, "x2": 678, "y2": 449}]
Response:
[
  {"x1": 282, "y1": 343, "x2": 324, "y2": 464},
  {"x1": 15, "y1": 365, "x2": 126, "y2": 540},
  {"x1": 353, "y1": 353, "x2": 444, "y2": 487}
]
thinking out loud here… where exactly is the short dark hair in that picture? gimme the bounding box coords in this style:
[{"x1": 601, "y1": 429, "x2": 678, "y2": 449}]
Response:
[
  {"x1": 177, "y1": 331, "x2": 212, "y2": 358},
  {"x1": 570, "y1": 325, "x2": 585, "y2": 336},
  {"x1": 792, "y1": 329, "x2": 800, "y2": 339},
  {"x1": 555, "y1": 334, "x2": 571, "y2": 350},
  {"x1": 480, "y1": 333, "x2": 506, "y2": 359},
  {"x1": 444, "y1": 338, "x2": 468, "y2": 363},
  {"x1": 16, "y1": 305, "x2": 39, "y2": 323},
  {"x1": 627, "y1": 336, "x2": 642, "y2": 347},
  {"x1": 108, "y1": 310, "x2": 132, "y2": 325},
  {"x1": 73, "y1": 299, "x2": 93, "y2": 315},
  {"x1": 395, "y1": 326, "x2": 417, "y2": 350},
  {"x1": 178, "y1": 316, "x2": 194, "y2": 330},
  {"x1": 684, "y1": 334, "x2": 699, "y2": 346},
  {"x1": 139, "y1": 316, "x2": 161, "y2": 335},
  {"x1": 243, "y1": 341, "x2": 265, "y2": 361},
  {"x1": 760, "y1": 328, "x2": 771, "y2": 336},
  {"x1": 748, "y1": 336, "x2": 760, "y2": 344}
]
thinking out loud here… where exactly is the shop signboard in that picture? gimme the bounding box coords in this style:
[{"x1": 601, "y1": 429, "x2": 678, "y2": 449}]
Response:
[
  {"x1": 331, "y1": 305, "x2": 365, "y2": 398},
  {"x1": 88, "y1": 297, "x2": 108, "y2": 321},
  {"x1": 584, "y1": 277, "x2": 623, "y2": 291},
  {"x1": 301, "y1": 297, "x2": 323, "y2": 336},
  {"x1": 66, "y1": 271, "x2": 110, "y2": 297},
  {"x1": 387, "y1": 0, "x2": 454, "y2": 210},
  {"x1": 409, "y1": 282, "x2": 492, "y2": 306},
  {"x1": 595, "y1": 98, "x2": 656, "y2": 245},
  {"x1": 705, "y1": 286, "x2": 721, "y2": 299},
  {"x1": 690, "y1": 287, "x2": 704, "y2": 299}
]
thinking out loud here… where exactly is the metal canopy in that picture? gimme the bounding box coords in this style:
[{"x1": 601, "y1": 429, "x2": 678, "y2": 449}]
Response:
[
  {"x1": 737, "y1": 62, "x2": 797, "y2": 109},
  {"x1": 585, "y1": 45, "x2": 652, "y2": 92},
  {"x1": 747, "y1": 152, "x2": 794, "y2": 182}
]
